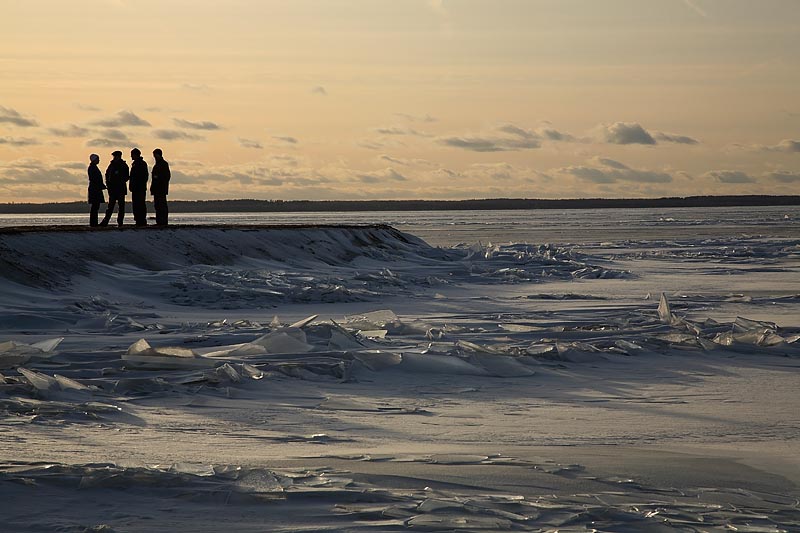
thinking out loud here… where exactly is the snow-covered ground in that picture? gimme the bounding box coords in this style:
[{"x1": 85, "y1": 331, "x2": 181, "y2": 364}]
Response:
[{"x1": 1, "y1": 223, "x2": 799, "y2": 532}]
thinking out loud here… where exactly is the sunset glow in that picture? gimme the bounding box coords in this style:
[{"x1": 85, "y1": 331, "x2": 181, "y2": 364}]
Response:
[{"x1": 1, "y1": 0, "x2": 798, "y2": 202}]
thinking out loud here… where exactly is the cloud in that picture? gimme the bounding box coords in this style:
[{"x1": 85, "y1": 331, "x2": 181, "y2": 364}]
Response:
[
  {"x1": 395, "y1": 113, "x2": 437, "y2": 123},
  {"x1": 181, "y1": 83, "x2": 210, "y2": 91},
  {"x1": 468, "y1": 163, "x2": 515, "y2": 180},
  {"x1": 356, "y1": 168, "x2": 407, "y2": 183},
  {"x1": 703, "y1": 170, "x2": 755, "y2": 184},
  {"x1": 102, "y1": 129, "x2": 130, "y2": 141},
  {"x1": 559, "y1": 158, "x2": 673, "y2": 184},
  {"x1": 62, "y1": 162, "x2": 88, "y2": 169},
  {"x1": 47, "y1": 124, "x2": 90, "y2": 137},
  {"x1": 74, "y1": 103, "x2": 102, "y2": 112},
  {"x1": 0, "y1": 136, "x2": 41, "y2": 146},
  {"x1": 86, "y1": 138, "x2": 125, "y2": 147},
  {"x1": 654, "y1": 131, "x2": 700, "y2": 145},
  {"x1": 165, "y1": 160, "x2": 333, "y2": 198},
  {"x1": 273, "y1": 135, "x2": 298, "y2": 144},
  {"x1": 91, "y1": 110, "x2": 151, "y2": 127},
  {"x1": 173, "y1": 118, "x2": 222, "y2": 130},
  {"x1": 766, "y1": 139, "x2": 800, "y2": 153},
  {"x1": 238, "y1": 138, "x2": 263, "y2": 149},
  {"x1": 0, "y1": 158, "x2": 80, "y2": 184},
  {"x1": 765, "y1": 171, "x2": 800, "y2": 183},
  {"x1": 537, "y1": 127, "x2": 577, "y2": 142},
  {"x1": 358, "y1": 141, "x2": 385, "y2": 150},
  {"x1": 85, "y1": 129, "x2": 133, "y2": 147},
  {"x1": 0, "y1": 106, "x2": 38, "y2": 127},
  {"x1": 378, "y1": 155, "x2": 435, "y2": 167},
  {"x1": 269, "y1": 154, "x2": 300, "y2": 166},
  {"x1": 594, "y1": 157, "x2": 630, "y2": 170},
  {"x1": 597, "y1": 122, "x2": 698, "y2": 146},
  {"x1": 599, "y1": 122, "x2": 657, "y2": 145},
  {"x1": 152, "y1": 129, "x2": 205, "y2": 141},
  {"x1": 438, "y1": 124, "x2": 541, "y2": 152},
  {"x1": 374, "y1": 126, "x2": 428, "y2": 137},
  {"x1": 311, "y1": 86, "x2": 328, "y2": 96}
]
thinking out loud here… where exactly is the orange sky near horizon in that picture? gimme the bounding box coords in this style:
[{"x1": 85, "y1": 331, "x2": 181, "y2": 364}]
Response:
[{"x1": 1, "y1": 0, "x2": 799, "y2": 202}]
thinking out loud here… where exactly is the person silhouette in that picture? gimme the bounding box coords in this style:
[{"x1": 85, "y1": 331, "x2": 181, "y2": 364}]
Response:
[
  {"x1": 99, "y1": 150, "x2": 129, "y2": 227},
  {"x1": 129, "y1": 147, "x2": 149, "y2": 226},
  {"x1": 150, "y1": 148, "x2": 171, "y2": 226},
  {"x1": 87, "y1": 153, "x2": 106, "y2": 227}
]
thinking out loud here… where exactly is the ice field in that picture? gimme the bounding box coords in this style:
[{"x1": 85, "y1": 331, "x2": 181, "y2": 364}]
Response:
[{"x1": 0, "y1": 209, "x2": 799, "y2": 531}]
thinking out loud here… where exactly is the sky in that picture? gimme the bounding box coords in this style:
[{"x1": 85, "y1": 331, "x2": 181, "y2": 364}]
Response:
[{"x1": 1, "y1": 0, "x2": 799, "y2": 202}]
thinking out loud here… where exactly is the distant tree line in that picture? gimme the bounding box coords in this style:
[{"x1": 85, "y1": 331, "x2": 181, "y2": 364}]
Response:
[{"x1": 1, "y1": 195, "x2": 799, "y2": 214}]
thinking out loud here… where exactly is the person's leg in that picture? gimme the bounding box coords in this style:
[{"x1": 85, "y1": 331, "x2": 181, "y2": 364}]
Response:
[
  {"x1": 163, "y1": 196, "x2": 169, "y2": 225},
  {"x1": 154, "y1": 195, "x2": 167, "y2": 225},
  {"x1": 100, "y1": 196, "x2": 115, "y2": 226},
  {"x1": 90, "y1": 202, "x2": 100, "y2": 226},
  {"x1": 139, "y1": 191, "x2": 148, "y2": 225},
  {"x1": 132, "y1": 191, "x2": 145, "y2": 225},
  {"x1": 117, "y1": 198, "x2": 126, "y2": 226}
]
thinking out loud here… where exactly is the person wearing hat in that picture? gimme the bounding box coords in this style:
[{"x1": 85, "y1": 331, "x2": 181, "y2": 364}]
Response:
[
  {"x1": 129, "y1": 147, "x2": 149, "y2": 226},
  {"x1": 99, "y1": 150, "x2": 129, "y2": 227},
  {"x1": 150, "y1": 148, "x2": 171, "y2": 226},
  {"x1": 87, "y1": 153, "x2": 106, "y2": 227}
]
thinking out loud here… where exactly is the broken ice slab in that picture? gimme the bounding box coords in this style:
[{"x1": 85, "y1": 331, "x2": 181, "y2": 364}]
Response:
[
  {"x1": 357, "y1": 329, "x2": 388, "y2": 339},
  {"x1": 123, "y1": 339, "x2": 218, "y2": 369},
  {"x1": 17, "y1": 367, "x2": 59, "y2": 392},
  {"x1": 251, "y1": 327, "x2": 315, "y2": 354},
  {"x1": 343, "y1": 310, "x2": 403, "y2": 332},
  {"x1": 199, "y1": 343, "x2": 268, "y2": 358},
  {"x1": 0, "y1": 337, "x2": 63, "y2": 369},
  {"x1": 733, "y1": 316, "x2": 778, "y2": 333},
  {"x1": 657, "y1": 292, "x2": 673, "y2": 324},
  {"x1": 327, "y1": 322, "x2": 366, "y2": 351},
  {"x1": 289, "y1": 314, "x2": 319, "y2": 329},
  {"x1": 16, "y1": 368, "x2": 96, "y2": 399},
  {"x1": 713, "y1": 329, "x2": 789, "y2": 348},
  {"x1": 352, "y1": 350, "x2": 403, "y2": 371}
]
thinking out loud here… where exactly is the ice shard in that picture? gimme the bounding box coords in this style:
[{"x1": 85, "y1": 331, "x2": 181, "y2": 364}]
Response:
[
  {"x1": 657, "y1": 292, "x2": 673, "y2": 324},
  {"x1": 0, "y1": 337, "x2": 63, "y2": 368},
  {"x1": 123, "y1": 339, "x2": 219, "y2": 369},
  {"x1": 251, "y1": 327, "x2": 315, "y2": 354}
]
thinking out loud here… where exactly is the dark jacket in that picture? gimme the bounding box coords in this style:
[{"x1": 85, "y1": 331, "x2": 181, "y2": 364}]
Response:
[
  {"x1": 105, "y1": 158, "x2": 130, "y2": 196},
  {"x1": 150, "y1": 158, "x2": 171, "y2": 196},
  {"x1": 129, "y1": 157, "x2": 149, "y2": 193},
  {"x1": 87, "y1": 163, "x2": 106, "y2": 204}
]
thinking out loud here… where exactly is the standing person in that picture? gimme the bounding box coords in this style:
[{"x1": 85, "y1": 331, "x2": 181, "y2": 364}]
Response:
[
  {"x1": 87, "y1": 153, "x2": 106, "y2": 227},
  {"x1": 129, "y1": 147, "x2": 149, "y2": 226},
  {"x1": 150, "y1": 148, "x2": 171, "y2": 226},
  {"x1": 99, "y1": 150, "x2": 129, "y2": 227}
]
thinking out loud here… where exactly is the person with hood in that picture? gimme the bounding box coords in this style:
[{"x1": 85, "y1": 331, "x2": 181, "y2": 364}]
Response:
[
  {"x1": 129, "y1": 147, "x2": 149, "y2": 226},
  {"x1": 150, "y1": 148, "x2": 171, "y2": 226},
  {"x1": 99, "y1": 150, "x2": 129, "y2": 226},
  {"x1": 87, "y1": 153, "x2": 106, "y2": 227}
]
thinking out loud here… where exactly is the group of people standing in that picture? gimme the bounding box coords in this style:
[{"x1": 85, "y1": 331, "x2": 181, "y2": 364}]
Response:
[{"x1": 87, "y1": 148, "x2": 171, "y2": 227}]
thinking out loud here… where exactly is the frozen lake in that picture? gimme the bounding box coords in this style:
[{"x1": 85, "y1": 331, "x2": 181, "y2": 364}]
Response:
[
  {"x1": 0, "y1": 214, "x2": 799, "y2": 531},
  {"x1": 1, "y1": 204, "x2": 798, "y2": 245}
]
